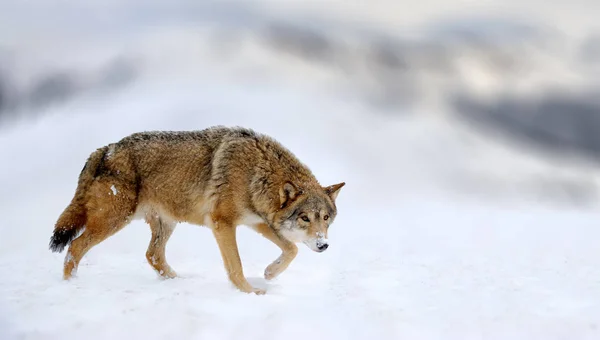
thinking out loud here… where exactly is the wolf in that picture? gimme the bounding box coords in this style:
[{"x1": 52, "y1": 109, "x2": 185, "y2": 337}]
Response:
[{"x1": 49, "y1": 126, "x2": 344, "y2": 294}]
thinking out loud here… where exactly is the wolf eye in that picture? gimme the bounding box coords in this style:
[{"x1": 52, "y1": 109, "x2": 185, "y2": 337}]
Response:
[
  {"x1": 301, "y1": 216, "x2": 310, "y2": 222},
  {"x1": 324, "y1": 215, "x2": 329, "y2": 221}
]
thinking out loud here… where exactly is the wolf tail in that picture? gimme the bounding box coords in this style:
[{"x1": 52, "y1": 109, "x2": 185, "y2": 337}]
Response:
[{"x1": 49, "y1": 146, "x2": 108, "y2": 253}]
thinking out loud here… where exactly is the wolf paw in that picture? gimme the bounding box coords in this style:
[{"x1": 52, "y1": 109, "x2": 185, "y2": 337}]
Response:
[
  {"x1": 252, "y1": 287, "x2": 267, "y2": 295},
  {"x1": 163, "y1": 271, "x2": 177, "y2": 279},
  {"x1": 264, "y1": 265, "x2": 279, "y2": 281},
  {"x1": 156, "y1": 267, "x2": 177, "y2": 279}
]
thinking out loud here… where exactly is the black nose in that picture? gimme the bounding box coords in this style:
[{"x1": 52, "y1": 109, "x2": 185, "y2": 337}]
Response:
[{"x1": 317, "y1": 243, "x2": 329, "y2": 251}]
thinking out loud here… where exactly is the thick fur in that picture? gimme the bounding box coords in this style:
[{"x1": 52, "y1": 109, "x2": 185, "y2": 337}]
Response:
[
  {"x1": 49, "y1": 146, "x2": 108, "y2": 252},
  {"x1": 49, "y1": 126, "x2": 344, "y2": 294}
]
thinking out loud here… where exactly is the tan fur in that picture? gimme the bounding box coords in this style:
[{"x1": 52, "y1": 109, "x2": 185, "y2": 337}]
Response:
[{"x1": 50, "y1": 126, "x2": 344, "y2": 294}]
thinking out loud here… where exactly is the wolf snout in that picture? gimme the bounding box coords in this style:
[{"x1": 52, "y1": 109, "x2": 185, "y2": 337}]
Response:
[
  {"x1": 303, "y1": 237, "x2": 329, "y2": 252},
  {"x1": 316, "y1": 243, "x2": 329, "y2": 252}
]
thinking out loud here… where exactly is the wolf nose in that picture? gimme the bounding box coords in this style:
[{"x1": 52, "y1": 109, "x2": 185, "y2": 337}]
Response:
[{"x1": 317, "y1": 243, "x2": 329, "y2": 251}]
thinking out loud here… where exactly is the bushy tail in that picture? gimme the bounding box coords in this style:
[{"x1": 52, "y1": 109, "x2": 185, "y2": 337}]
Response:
[{"x1": 49, "y1": 146, "x2": 108, "y2": 253}]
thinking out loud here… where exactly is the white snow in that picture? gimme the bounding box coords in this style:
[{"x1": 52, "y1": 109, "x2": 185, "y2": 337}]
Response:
[{"x1": 1, "y1": 1, "x2": 600, "y2": 339}]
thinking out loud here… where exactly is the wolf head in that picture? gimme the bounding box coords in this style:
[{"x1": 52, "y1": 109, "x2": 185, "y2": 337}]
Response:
[{"x1": 273, "y1": 181, "x2": 345, "y2": 252}]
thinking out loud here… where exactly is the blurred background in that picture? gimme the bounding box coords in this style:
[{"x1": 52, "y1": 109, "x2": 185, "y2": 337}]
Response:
[
  {"x1": 2, "y1": 0, "x2": 600, "y2": 209},
  {"x1": 2, "y1": 1, "x2": 600, "y2": 339}
]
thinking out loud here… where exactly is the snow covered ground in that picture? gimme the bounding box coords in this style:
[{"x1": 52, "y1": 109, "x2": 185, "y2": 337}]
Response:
[{"x1": 2, "y1": 1, "x2": 600, "y2": 339}]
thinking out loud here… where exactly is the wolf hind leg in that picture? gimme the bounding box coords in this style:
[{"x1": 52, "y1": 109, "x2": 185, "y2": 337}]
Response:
[
  {"x1": 63, "y1": 178, "x2": 137, "y2": 279},
  {"x1": 145, "y1": 211, "x2": 177, "y2": 279}
]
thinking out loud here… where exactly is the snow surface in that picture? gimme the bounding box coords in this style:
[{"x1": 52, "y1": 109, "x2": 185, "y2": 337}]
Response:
[
  {"x1": 1, "y1": 72, "x2": 599, "y2": 340},
  {"x1": 1, "y1": 1, "x2": 600, "y2": 339}
]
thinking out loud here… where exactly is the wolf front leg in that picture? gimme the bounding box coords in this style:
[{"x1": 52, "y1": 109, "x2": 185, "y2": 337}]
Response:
[
  {"x1": 252, "y1": 223, "x2": 298, "y2": 280},
  {"x1": 212, "y1": 223, "x2": 266, "y2": 295}
]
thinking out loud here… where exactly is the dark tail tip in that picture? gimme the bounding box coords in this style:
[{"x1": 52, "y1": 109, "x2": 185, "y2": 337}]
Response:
[{"x1": 49, "y1": 228, "x2": 79, "y2": 253}]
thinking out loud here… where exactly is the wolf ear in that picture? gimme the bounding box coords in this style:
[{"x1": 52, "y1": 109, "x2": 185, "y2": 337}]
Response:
[
  {"x1": 280, "y1": 182, "x2": 302, "y2": 209},
  {"x1": 324, "y1": 182, "x2": 345, "y2": 202}
]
